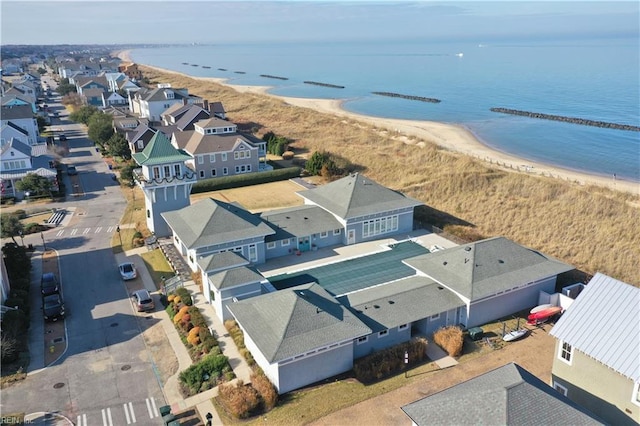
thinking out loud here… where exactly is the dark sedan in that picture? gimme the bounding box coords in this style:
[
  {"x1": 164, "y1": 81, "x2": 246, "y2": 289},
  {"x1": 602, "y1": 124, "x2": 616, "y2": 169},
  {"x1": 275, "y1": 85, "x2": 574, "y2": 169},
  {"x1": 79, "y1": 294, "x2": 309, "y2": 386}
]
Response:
[{"x1": 43, "y1": 293, "x2": 65, "y2": 322}]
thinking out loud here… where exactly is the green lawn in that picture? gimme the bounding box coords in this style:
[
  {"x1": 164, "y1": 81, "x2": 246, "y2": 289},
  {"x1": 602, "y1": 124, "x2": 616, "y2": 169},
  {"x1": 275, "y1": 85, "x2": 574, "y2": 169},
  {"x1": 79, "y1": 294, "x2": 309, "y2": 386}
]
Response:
[{"x1": 140, "y1": 248, "x2": 174, "y2": 291}]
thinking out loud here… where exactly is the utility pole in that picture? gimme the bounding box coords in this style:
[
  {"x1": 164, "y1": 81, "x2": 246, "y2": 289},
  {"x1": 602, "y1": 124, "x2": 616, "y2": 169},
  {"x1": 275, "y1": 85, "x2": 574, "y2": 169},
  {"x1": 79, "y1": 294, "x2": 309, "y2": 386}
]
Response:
[{"x1": 116, "y1": 225, "x2": 122, "y2": 247}]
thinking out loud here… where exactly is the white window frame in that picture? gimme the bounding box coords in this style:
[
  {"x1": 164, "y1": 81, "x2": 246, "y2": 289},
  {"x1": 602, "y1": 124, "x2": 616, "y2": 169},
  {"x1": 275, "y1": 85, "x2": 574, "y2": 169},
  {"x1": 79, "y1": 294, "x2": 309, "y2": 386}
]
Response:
[
  {"x1": 430, "y1": 313, "x2": 440, "y2": 320},
  {"x1": 198, "y1": 155, "x2": 204, "y2": 164},
  {"x1": 174, "y1": 164, "x2": 181, "y2": 177},
  {"x1": 333, "y1": 229, "x2": 341, "y2": 235},
  {"x1": 356, "y1": 336, "x2": 368, "y2": 344},
  {"x1": 199, "y1": 170, "x2": 205, "y2": 178},
  {"x1": 398, "y1": 324, "x2": 408, "y2": 331},
  {"x1": 209, "y1": 154, "x2": 215, "y2": 163},
  {"x1": 378, "y1": 330, "x2": 388, "y2": 338},
  {"x1": 223, "y1": 167, "x2": 228, "y2": 175},
  {"x1": 221, "y1": 153, "x2": 227, "y2": 161},
  {"x1": 320, "y1": 231, "x2": 328, "y2": 238},
  {"x1": 632, "y1": 382, "x2": 640, "y2": 407},
  {"x1": 248, "y1": 244, "x2": 257, "y2": 262},
  {"x1": 211, "y1": 169, "x2": 216, "y2": 177},
  {"x1": 282, "y1": 239, "x2": 290, "y2": 247},
  {"x1": 559, "y1": 340, "x2": 573, "y2": 365},
  {"x1": 266, "y1": 241, "x2": 276, "y2": 249},
  {"x1": 553, "y1": 382, "x2": 568, "y2": 396}
]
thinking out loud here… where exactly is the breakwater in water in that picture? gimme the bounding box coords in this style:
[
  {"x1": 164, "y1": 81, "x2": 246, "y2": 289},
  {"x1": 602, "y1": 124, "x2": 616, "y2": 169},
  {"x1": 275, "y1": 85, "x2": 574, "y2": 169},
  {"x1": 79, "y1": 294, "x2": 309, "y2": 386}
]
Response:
[
  {"x1": 260, "y1": 74, "x2": 289, "y2": 80},
  {"x1": 304, "y1": 81, "x2": 345, "y2": 89},
  {"x1": 491, "y1": 108, "x2": 640, "y2": 132},
  {"x1": 371, "y1": 92, "x2": 441, "y2": 103}
]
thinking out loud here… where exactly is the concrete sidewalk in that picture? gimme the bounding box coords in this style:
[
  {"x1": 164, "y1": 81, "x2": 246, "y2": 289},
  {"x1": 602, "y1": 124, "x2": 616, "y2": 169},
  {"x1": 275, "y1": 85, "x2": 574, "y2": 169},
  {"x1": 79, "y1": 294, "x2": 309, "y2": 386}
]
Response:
[{"x1": 118, "y1": 247, "x2": 253, "y2": 424}]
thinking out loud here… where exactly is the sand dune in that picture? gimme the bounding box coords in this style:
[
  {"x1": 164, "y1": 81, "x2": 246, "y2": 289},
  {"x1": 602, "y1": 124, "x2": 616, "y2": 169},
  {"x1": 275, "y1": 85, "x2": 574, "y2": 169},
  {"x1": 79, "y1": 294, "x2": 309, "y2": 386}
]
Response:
[{"x1": 116, "y1": 50, "x2": 638, "y2": 195}]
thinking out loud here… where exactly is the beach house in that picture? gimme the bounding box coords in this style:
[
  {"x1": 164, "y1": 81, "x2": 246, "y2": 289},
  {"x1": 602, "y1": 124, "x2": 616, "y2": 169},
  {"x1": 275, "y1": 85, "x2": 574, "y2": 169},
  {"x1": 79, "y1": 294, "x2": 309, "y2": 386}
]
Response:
[{"x1": 549, "y1": 273, "x2": 640, "y2": 425}]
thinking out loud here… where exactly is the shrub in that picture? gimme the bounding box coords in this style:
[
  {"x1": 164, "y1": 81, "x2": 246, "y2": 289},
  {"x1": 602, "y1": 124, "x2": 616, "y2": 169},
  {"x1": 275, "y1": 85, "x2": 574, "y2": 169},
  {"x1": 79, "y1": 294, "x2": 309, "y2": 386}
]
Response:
[
  {"x1": 251, "y1": 372, "x2": 278, "y2": 411},
  {"x1": 12, "y1": 210, "x2": 27, "y2": 219},
  {"x1": 175, "y1": 287, "x2": 192, "y2": 306},
  {"x1": 353, "y1": 338, "x2": 427, "y2": 383},
  {"x1": 166, "y1": 303, "x2": 176, "y2": 320},
  {"x1": 167, "y1": 294, "x2": 175, "y2": 303},
  {"x1": 433, "y1": 326, "x2": 464, "y2": 357},
  {"x1": 1, "y1": 334, "x2": 20, "y2": 363},
  {"x1": 188, "y1": 306, "x2": 207, "y2": 328},
  {"x1": 218, "y1": 381, "x2": 261, "y2": 419},
  {"x1": 282, "y1": 150, "x2": 295, "y2": 160},
  {"x1": 178, "y1": 353, "x2": 230, "y2": 396},
  {"x1": 24, "y1": 223, "x2": 47, "y2": 234}
]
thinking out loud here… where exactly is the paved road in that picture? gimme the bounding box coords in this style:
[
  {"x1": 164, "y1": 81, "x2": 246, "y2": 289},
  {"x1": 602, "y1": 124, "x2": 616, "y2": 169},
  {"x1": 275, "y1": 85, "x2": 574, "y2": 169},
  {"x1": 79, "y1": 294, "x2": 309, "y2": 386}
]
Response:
[{"x1": 2, "y1": 84, "x2": 169, "y2": 425}]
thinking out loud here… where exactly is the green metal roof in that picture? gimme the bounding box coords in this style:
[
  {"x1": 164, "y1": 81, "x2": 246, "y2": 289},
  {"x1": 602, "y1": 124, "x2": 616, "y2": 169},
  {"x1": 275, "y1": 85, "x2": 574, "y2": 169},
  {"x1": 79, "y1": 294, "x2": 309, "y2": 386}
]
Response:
[{"x1": 132, "y1": 131, "x2": 192, "y2": 166}]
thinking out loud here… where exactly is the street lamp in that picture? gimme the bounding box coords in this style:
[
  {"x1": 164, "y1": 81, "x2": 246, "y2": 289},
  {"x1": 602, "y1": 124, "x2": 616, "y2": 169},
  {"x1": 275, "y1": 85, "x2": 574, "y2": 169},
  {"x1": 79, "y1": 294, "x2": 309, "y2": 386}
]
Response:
[{"x1": 18, "y1": 230, "x2": 24, "y2": 246}]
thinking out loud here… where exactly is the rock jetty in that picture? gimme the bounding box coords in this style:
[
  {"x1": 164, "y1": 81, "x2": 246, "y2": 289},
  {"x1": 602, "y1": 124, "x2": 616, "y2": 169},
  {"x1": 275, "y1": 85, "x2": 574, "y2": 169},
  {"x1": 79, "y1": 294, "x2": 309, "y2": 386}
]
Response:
[
  {"x1": 218, "y1": 68, "x2": 227, "y2": 71},
  {"x1": 234, "y1": 71, "x2": 246, "y2": 74},
  {"x1": 491, "y1": 108, "x2": 640, "y2": 132},
  {"x1": 372, "y1": 92, "x2": 441, "y2": 103},
  {"x1": 260, "y1": 74, "x2": 289, "y2": 80},
  {"x1": 304, "y1": 81, "x2": 345, "y2": 89}
]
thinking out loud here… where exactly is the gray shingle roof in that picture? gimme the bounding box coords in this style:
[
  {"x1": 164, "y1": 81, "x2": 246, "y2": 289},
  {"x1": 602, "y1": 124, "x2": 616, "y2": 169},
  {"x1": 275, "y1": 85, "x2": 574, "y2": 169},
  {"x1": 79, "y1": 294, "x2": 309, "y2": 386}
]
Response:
[
  {"x1": 198, "y1": 251, "x2": 250, "y2": 274},
  {"x1": 1, "y1": 104, "x2": 33, "y2": 120},
  {"x1": 1, "y1": 137, "x2": 31, "y2": 157},
  {"x1": 337, "y1": 276, "x2": 465, "y2": 332},
  {"x1": 161, "y1": 198, "x2": 275, "y2": 249},
  {"x1": 227, "y1": 283, "x2": 371, "y2": 363},
  {"x1": 131, "y1": 131, "x2": 192, "y2": 166},
  {"x1": 260, "y1": 205, "x2": 343, "y2": 240},
  {"x1": 208, "y1": 266, "x2": 264, "y2": 290},
  {"x1": 550, "y1": 273, "x2": 640, "y2": 382},
  {"x1": 404, "y1": 237, "x2": 574, "y2": 301},
  {"x1": 401, "y1": 363, "x2": 603, "y2": 426},
  {"x1": 176, "y1": 107, "x2": 210, "y2": 131},
  {"x1": 177, "y1": 131, "x2": 258, "y2": 156},
  {"x1": 297, "y1": 173, "x2": 422, "y2": 219}
]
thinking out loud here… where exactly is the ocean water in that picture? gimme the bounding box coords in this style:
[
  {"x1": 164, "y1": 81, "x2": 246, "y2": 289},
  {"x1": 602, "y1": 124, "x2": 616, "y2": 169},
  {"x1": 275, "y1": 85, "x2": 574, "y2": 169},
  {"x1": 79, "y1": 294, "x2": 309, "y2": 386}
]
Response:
[{"x1": 131, "y1": 37, "x2": 640, "y2": 182}]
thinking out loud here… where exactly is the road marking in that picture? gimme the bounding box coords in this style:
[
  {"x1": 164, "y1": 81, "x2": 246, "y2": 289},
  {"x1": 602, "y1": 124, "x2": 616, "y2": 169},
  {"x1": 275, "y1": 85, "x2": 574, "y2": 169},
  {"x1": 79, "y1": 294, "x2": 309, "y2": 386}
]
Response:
[
  {"x1": 107, "y1": 226, "x2": 115, "y2": 233},
  {"x1": 123, "y1": 401, "x2": 136, "y2": 424},
  {"x1": 70, "y1": 229, "x2": 78, "y2": 236},
  {"x1": 77, "y1": 414, "x2": 87, "y2": 426},
  {"x1": 95, "y1": 227, "x2": 102, "y2": 233},
  {"x1": 101, "y1": 407, "x2": 113, "y2": 426},
  {"x1": 83, "y1": 228, "x2": 90, "y2": 234},
  {"x1": 56, "y1": 230, "x2": 65, "y2": 237},
  {"x1": 146, "y1": 397, "x2": 159, "y2": 418}
]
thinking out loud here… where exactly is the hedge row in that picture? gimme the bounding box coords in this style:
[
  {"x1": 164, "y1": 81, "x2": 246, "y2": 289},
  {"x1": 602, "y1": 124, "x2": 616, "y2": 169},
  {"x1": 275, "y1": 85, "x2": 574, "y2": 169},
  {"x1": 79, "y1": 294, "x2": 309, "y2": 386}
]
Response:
[
  {"x1": 191, "y1": 167, "x2": 301, "y2": 193},
  {"x1": 433, "y1": 325, "x2": 464, "y2": 357},
  {"x1": 224, "y1": 320, "x2": 255, "y2": 366}
]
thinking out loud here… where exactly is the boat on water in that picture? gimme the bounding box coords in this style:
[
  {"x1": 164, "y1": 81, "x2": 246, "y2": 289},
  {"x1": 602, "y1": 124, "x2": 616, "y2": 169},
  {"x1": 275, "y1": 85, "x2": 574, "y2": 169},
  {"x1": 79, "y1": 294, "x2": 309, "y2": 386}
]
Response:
[
  {"x1": 202, "y1": 65, "x2": 211, "y2": 69},
  {"x1": 527, "y1": 306, "x2": 562, "y2": 325},
  {"x1": 191, "y1": 64, "x2": 198, "y2": 67},
  {"x1": 503, "y1": 329, "x2": 528, "y2": 342},
  {"x1": 181, "y1": 62, "x2": 189, "y2": 65}
]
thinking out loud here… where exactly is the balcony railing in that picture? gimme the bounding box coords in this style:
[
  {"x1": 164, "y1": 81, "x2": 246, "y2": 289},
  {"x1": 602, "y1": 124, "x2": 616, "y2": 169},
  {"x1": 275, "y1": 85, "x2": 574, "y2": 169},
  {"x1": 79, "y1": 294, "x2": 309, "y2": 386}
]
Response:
[{"x1": 133, "y1": 168, "x2": 196, "y2": 188}]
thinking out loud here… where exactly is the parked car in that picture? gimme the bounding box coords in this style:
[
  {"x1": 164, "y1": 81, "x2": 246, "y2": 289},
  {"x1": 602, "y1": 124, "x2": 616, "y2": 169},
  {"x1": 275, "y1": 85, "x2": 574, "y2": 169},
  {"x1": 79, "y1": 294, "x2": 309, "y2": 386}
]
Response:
[
  {"x1": 67, "y1": 165, "x2": 77, "y2": 175},
  {"x1": 41, "y1": 272, "x2": 59, "y2": 295},
  {"x1": 58, "y1": 134, "x2": 67, "y2": 141},
  {"x1": 118, "y1": 262, "x2": 137, "y2": 280},
  {"x1": 43, "y1": 293, "x2": 65, "y2": 321},
  {"x1": 131, "y1": 289, "x2": 154, "y2": 312}
]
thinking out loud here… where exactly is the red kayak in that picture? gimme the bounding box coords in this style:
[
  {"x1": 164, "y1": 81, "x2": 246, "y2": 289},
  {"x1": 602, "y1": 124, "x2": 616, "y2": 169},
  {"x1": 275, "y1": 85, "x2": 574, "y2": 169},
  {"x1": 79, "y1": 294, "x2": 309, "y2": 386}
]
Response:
[{"x1": 527, "y1": 306, "x2": 562, "y2": 324}]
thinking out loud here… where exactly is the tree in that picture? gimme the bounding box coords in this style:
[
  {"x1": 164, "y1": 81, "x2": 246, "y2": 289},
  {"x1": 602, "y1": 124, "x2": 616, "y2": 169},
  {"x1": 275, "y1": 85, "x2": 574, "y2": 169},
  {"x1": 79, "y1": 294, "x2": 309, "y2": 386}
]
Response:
[
  {"x1": 37, "y1": 67, "x2": 47, "y2": 75},
  {"x1": 15, "y1": 173, "x2": 53, "y2": 196},
  {"x1": 305, "y1": 151, "x2": 331, "y2": 175},
  {"x1": 69, "y1": 105, "x2": 99, "y2": 125},
  {"x1": 87, "y1": 112, "x2": 114, "y2": 146},
  {"x1": 119, "y1": 162, "x2": 136, "y2": 185},
  {"x1": 1, "y1": 215, "x2": 24, "y2": 245},
  {"x1": 57, "y1": 82, "x2": 77, "y2": 96},
  {"x1": 106, "y1": 133, "x2": 131, "y2": 160},
  {"x1": 61, "y1": 93, "x2": 83, "y2": 109},
  {"x1": 36, "y1": 116, "x2": 48, "y2": 133}
]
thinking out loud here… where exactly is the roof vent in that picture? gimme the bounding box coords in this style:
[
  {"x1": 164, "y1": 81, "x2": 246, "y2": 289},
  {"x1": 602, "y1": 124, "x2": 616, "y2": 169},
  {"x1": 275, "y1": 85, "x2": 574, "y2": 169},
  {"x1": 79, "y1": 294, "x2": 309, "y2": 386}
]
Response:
[
  {"x1": 443, "y1": 261, "x2": 447, "y2": 266},
  {"x1": 388, "y1": 300, "x2": 395, "y2": 304},
  {"x1": 304, "y1": 217, "x2": 308, "y2": 220},
  {"x1": 464, "y1": 247, "x2": 472, "y2": 251},
  {"x1": 285, "y1": 216, "x2": 290, "y2": 219},
  {"x1": 437, "y1": 286, "x2": 444, "y2": 290},
  {"x1": 498, "y1": 259, "x2": 504, "y2": 264},
  {"x1": 373, "y1": 305, "x2": 380, "y2": 309}
]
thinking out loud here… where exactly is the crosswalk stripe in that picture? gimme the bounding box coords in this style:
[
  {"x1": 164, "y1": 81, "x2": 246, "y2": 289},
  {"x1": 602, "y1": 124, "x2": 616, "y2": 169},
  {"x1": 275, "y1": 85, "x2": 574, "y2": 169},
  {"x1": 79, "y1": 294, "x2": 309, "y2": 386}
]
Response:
[
  {"x1": 70, "y1": 229, "x2": 78, "y2": 236},
  {"x1": 83, "y1": 228, "x2": 90, "y2": 234},
  {"x1": 124, "y1": 403, "x2": 131, "y2": 424},
  {"x1": 107, "y1": 226, "x2": 115, "y2": 233},
  {"x1": 56, "y1": 230, "x2": 64, "y2": 237},
  {"x1": 95, "y1": 227, "x2": 102, "y2": 233},
  {"x1": 146, "y1": 397, "x2": 159, "y2": 418},
  {"x1": 77, "y1": 414, "x2": 87, "y2": 426},
  {"x1": 102, "y1": 407, "x2": 113, "y2": 426}
]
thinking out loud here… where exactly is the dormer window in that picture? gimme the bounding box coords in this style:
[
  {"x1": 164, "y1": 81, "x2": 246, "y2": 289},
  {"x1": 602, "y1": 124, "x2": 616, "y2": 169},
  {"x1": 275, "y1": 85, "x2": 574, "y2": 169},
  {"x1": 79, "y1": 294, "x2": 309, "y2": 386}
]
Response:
[{"x1": 165, "y1": 90, "x2": 174, "y2": 99}]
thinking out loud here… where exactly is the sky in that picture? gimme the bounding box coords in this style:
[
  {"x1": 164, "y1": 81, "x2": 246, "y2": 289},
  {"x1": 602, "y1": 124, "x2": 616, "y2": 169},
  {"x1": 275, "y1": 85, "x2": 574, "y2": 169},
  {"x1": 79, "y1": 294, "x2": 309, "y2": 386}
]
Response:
[{"x1": 1, "y1": 1, "x2": 638, "y2": 45}]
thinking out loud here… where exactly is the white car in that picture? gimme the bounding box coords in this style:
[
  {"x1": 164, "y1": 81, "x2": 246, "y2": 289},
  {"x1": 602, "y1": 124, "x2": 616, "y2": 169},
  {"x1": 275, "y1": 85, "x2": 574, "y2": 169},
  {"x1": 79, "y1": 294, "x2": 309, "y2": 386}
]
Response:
[{"x1": 118, "y1": 262, "x2": 137, "y2": 280}]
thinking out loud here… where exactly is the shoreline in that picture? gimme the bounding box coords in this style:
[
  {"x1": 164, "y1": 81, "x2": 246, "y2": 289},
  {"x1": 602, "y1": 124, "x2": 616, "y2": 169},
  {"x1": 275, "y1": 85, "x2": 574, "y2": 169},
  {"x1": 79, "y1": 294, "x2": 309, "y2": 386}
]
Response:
[{"x1": 116, "y1": 50, "x2": 639, "y2": 195}]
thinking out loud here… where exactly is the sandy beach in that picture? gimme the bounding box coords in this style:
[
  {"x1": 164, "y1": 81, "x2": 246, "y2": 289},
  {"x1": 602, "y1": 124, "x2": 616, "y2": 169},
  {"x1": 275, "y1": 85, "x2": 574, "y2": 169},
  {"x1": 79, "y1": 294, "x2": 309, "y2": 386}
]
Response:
[{"x1": 116, "y1": 50, "x2": 639, "y2": 195}]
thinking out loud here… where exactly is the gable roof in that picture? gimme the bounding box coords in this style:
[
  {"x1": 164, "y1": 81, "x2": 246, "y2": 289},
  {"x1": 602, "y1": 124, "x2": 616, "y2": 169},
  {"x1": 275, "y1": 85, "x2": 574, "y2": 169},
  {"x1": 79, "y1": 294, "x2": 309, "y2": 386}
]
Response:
[
  {"x1": 198, "y1": 251, "x2": 250, "y2": 274},
  {"x1": 175, "y1": 131, "x2": 258, "y2": 156},
  {"x1": 401, "y1": 363, "x2": 603, "y2": 425},
  {"x1": 337, "y1": 276, "x2": 464, "y2": 332},
  {"x1": 550, "y1": 273, "x2": 640, "y2": 382},
  {"x1": 3, "y1": 121, "x2": 29, "y2": 136},
  {"x1": 260, "y1": 205, "x2": 342, "y2": 241},
  {"x1": 176, "y1": 107, "x2": 210, "y2": 131},
  {"x1": 298, "y1": 173, "x2": 422, "y2": 219},
  {"x1": 0, "y1": 137, "x2": 31, "y2": 158},
  {"x1": 161, "y1": 198, "x2": 275, "y2": 249},
  {"x1": 404, "y1": 237, "x2": 574, "y2": 301},
  {"x1": 131, "y1": 131, "x2": 192, "y2": 166},
  {"x1": 227, "y1": 283, "x2": 371, "y2": 363},
  {"x1": 208, "y1": 266, "x2": 264, "y2": 290}
]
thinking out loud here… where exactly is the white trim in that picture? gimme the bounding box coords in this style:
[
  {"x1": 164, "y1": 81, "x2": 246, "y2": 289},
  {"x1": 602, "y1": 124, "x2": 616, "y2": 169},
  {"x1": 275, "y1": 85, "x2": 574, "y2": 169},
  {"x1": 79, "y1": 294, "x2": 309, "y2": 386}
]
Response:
[
  {"x1": 266, "y1": 241, "x2": 276, "y2": 249},
  {"x1": 378, "y1": 329, "x2": 388, "y2": 338},
  {"x1": 558, "y1": 340, "x2": 573, "y2": 365},
  {"x1": 553, "y1": 382, "x2": 568, "y2": 396},
  {"x1": 398, "y1": 324, "x2": 408, "y2": 331},
  {"x1": 356, "y1": 336, "x2": 368, "y2": 344},
  {"x1": 632, "y1": 382, "x2": 640, "y2": 407}
]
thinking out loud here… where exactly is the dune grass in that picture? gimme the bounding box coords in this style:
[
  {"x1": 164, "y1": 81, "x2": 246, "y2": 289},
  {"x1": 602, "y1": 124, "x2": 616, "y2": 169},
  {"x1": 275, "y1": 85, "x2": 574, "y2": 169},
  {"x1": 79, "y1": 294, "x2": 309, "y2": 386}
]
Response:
[{"x1": 139, "y1": 66, "x2": 640, "y2": 286}]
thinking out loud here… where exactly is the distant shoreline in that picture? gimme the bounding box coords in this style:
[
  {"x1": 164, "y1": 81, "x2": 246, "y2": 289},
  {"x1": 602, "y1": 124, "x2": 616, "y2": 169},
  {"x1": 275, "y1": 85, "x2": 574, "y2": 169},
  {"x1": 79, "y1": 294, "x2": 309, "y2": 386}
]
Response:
[{"x1": 116, "y1": 49, "x2": 639, "y2": 195}]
